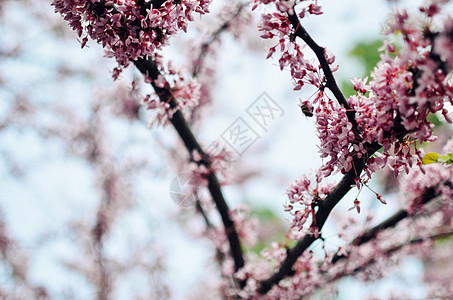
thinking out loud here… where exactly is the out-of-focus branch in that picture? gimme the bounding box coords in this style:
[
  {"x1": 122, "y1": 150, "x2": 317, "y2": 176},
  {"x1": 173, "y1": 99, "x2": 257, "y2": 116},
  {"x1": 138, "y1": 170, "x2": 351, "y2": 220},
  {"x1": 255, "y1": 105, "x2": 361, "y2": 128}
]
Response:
[
  {"x1": 332, "y1": 180, "x2": 452, "y2": 263},
  {"x1": 327, "y1": 230, "x2": 453, "y2": 284},
  {"x1": 0, "y1": 217, "x2": 48, "y2": 299},
  {"x1": 87, "y1": 104, "x2": 117, "y2": 300},
  {"x1": 192, "y1": 3, "x2": 246, "y2": 77},
  {"x1": 189, "y1": 2, "x2": 247, "y2": 126},
  {"x1": 194, "y1": 197, "x2": 231, "y2": 299},
  {"x1": 133, "y1": 58, "x2": 245, "y2": 284},
  {"x1": 195, "y1": 199, "x2": 226, "y2": 265}
]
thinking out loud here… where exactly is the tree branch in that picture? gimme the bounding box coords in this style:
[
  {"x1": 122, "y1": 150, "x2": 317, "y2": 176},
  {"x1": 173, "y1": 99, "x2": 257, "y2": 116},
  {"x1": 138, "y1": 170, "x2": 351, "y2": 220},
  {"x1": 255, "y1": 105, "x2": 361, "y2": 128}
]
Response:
[
  {"x1": 258, "y1": 10, "x2": 428, "y2": 293},
  {"x1": 287, "y1": 12, "x2": 358, "y2": 132},
  {"x1": 259, "y1": 134, "x2": 418, "y2": 294},
  {"x1": 133, "y1": 58, "x2": 245, "y2": 283},
  {"x1": 257, "y1": 142, "x2": 379, "y2": 294},
  {"x1": 98, "y1": 0, "x2": 245, "y2": 283}
]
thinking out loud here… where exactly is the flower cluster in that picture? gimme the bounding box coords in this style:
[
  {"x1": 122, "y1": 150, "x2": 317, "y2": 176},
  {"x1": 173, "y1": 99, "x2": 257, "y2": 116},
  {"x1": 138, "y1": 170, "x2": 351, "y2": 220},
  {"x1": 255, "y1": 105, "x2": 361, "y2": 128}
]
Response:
[
  {"x1": 315, "y1": 95, "x2": 358, "y2": 177},
  {"x1": 230, "y1": 205, "x2": 259, "y2": 249},
  {"x1": 259, "y1": 0, "x2": 453, "y2": 184},
  {"x1": 285, "y1": 174, "x2": 335, "y2": 236},
  {"x1": 144, "y1": 60, "x2": 201, "y2": 126},
  {"x1": 318, "y1": 2, "x2": 453, "y2": 180},
  {"x1": 259, "y1": 6, "x2": 332, "y2": 92},
  {"x1": 253, "y1": 0, "x2": 322, "y2": 16},
  {"x1": 52, "y1": 0, "x2": 211, "y2": 76},
  {"x1": 345, "y1": 2, "x2": 453, "y2": 176}
]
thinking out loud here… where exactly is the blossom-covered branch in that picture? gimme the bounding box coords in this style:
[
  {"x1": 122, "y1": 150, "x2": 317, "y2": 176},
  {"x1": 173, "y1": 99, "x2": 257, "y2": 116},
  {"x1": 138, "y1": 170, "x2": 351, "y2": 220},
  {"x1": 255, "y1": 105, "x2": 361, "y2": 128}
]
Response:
[
  {"x1": 134, "y1": 57, "x2": 245, "y2": 278},
  {"x1": 257, "y1": 145, "x2": 374, "y2": 294},
  {"x1": 255, "y1": 0, "x2": 453, "y2": 295},
  {"x1": 52, "y1": 0, "x2": 245, "y2": 286},
  {"x1": 286, "y1": 12, "x2": 358, "y2": 131}
]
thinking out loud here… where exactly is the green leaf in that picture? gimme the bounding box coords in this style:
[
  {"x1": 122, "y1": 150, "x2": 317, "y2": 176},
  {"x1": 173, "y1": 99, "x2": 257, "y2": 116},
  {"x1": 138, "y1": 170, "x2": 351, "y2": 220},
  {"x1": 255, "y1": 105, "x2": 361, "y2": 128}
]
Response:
[
  {"x1": 349, "y1": 40, "x2": 383, "y2": 73},
  {"x1": 439, "y1": 153, "x2": 453, "y2": 165},
  {"x1": 422, "y1": 152, "x2": 440, "y2": 165},
  {"x1": 427, "y1": 113, "x2": 443, "y2": 128}
]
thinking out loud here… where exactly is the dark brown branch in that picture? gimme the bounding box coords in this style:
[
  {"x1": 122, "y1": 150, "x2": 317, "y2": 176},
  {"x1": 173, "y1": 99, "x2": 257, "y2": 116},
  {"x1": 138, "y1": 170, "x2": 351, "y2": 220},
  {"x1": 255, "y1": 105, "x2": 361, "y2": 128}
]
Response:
[
  {"x1": 258, "y1": 5, "x2": 453, "y2": 296},
  {"x1": 257, "y1": 141, "x2": 380, "y2": 294},
  {"x1": 258, "y1": 10, "x2": 428, "y2": 293},
  {"x1": 133, "y1": 58, "x2": 245, "y2": 282},
  {"x1": 258, "y1": 133, "x2": 410, "y2": 294},
  {"x1": 148, "y1": 0, "x2": 168, "y2": 9},
  {"x1": 287, "y1": 12, "x2": 358, "y2": 132},
  {"x1": 151, "y1": 0, "x2": 168, "y2": 7},
  {"x1": 101, "y1": 0, "x2": 245, "y2": 282},
  {"x1": 256, "y1": 164, "x2": 362, "y2": 293}
]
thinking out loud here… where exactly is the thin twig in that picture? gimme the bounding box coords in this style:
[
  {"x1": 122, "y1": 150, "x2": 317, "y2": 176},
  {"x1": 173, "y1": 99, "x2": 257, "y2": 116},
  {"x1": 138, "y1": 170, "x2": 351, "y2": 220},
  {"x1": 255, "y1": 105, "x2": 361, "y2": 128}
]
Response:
[{"x1": 192, "y1": 3, "x2": 246, "y2": 77}]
